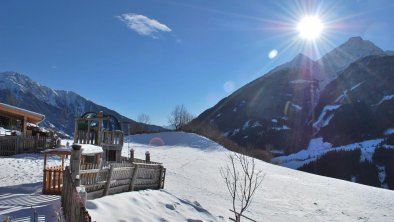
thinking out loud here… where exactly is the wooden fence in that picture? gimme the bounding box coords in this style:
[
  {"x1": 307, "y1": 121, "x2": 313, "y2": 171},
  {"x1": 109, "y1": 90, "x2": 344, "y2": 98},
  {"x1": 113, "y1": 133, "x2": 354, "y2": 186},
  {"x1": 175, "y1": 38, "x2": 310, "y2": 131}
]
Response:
[
  {"x1": 0, "y1": 136, "x2": 54, "y2": 156},
  {"x1": 43, "y1": 165, "x2": 64, "y2": 195},
  {"x1": 78, "y1": 161, "x2": 166, "y2": 200},
  {"x1": 61, "y1": 167, "x2": 92, "y2": 222}
]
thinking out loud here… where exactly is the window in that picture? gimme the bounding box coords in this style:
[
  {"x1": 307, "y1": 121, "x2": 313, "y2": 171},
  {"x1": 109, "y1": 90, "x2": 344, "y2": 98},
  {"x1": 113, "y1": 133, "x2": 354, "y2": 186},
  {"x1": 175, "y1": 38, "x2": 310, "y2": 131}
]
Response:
[{"x1": 107, "y1": 150, "x2": 117, "y2": 162}]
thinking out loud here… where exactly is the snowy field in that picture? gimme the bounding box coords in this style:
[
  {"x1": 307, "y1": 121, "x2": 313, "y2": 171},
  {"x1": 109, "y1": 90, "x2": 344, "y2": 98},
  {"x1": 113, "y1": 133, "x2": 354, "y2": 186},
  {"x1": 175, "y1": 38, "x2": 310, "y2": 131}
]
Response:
[
  {"x1": 1, "y1": 132, "x2": 394, "y2": 221},
  {"x1": 88, "y1": 132, "x2": 394, "y2": 222},
  {"x1": 0, "y1": 154, "x2": 63, "y2": 221}
]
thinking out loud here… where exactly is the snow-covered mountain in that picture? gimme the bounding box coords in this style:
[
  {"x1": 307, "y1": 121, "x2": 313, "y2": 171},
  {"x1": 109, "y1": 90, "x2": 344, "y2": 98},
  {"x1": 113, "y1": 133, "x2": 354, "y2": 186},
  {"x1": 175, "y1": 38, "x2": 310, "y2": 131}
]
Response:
[
  {"x1": 0, "y1": 72, "x2": 165, "y2": 136},
  {"x1": 271, "y1": 37, "x2": 385, "y2": 90},
  {"x1": 318, "y1": 36, "x2": 385, "y2": 88},
  {"x1": 187, "y1": 37, "x2": 394, "y2": 189}
]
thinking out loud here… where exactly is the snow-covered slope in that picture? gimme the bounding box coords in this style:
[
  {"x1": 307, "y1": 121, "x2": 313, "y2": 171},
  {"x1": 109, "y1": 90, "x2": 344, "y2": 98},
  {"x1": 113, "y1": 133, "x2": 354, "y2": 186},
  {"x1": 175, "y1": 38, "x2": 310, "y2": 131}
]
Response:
[
  {"x1": 1, "y1": 132, "x2": 393, "y2": 221},
  {"x1": 85, "y1": 132, "x2": 394, "y2": 222}
]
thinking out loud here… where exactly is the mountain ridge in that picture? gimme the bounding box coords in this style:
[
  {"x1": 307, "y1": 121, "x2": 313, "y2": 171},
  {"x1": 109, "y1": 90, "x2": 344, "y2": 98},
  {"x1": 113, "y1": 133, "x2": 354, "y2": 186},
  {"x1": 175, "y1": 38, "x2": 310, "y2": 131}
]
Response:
[
  {"x1": 0, "y1": 71, "x2": 165, "y2": 137},
  {"x1": 186, "y1": 37, "x2": 394, "y2": 180}
]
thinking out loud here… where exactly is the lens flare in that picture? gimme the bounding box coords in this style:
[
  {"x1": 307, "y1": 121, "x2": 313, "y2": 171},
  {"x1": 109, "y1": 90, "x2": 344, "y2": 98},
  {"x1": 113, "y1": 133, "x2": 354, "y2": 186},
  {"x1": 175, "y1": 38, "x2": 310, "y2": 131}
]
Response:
[
  {"x1": 149, "y1": 137, "x2": 165, "y2": 146},
  {"x1": 268, "y1": 49, "x2": 278, "y2": 59}
]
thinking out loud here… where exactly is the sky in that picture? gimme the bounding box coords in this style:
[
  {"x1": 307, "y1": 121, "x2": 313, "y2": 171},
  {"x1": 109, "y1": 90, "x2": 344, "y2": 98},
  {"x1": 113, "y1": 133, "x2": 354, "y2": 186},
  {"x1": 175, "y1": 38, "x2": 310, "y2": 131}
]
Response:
[{"x1": 1, "y1": 0, "x2": 394, "y2": 126}]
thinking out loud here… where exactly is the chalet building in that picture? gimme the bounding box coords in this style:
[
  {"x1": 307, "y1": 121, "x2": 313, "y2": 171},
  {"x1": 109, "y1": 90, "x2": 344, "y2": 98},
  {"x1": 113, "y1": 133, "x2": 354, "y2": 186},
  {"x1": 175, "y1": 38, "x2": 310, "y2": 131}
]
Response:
[
  {"x1": 0, "y1": 102, "x2": 56, "y2": 155},
  {"x1": 0, "y1": 102, "x2": 45, "y2": 136}
]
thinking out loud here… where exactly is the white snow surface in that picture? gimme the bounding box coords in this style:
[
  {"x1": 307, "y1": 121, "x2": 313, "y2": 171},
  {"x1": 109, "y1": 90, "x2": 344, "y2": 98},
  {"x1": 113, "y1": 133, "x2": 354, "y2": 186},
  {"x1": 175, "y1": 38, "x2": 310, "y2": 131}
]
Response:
[
  {"x1": 242, "y1": 120, "x2": 251, "y2": 130},
  {"x1": 88, "y1": 132, "x2": 394, "y2": 222},
  {"x1": 374, "y1": 94, "x2": 394, "y2": 106},
  {"x1": 289, "y1": 79, "x2": 314, "y2": 84},
  {"x1": 273, "y1": 125, "x2": 291, "y2": 131},
  {"x1": 291, "y1": 103, "x2": 302, "y2": 111},
  {"x1": 384, "y1": 128, "x2": 394, "y2": 135},
  {"x1": 251, "y1": 121, "x2": 262, "y2": 128},
  {"x1": 313, "y1": 105, "x2": 341, "y2": 132},
  {"x1": 274, "y1": 138, "x2": 384, "y2": 169},
  {"x1": 79, "y1": 144, "x2": 103, "y2": 155},
  {"x1": 0, "y1": 154, "x2": 63, "y2": 221},
  {"x1": 2, "y1": 132, "x2": 394, "y2": 221}
]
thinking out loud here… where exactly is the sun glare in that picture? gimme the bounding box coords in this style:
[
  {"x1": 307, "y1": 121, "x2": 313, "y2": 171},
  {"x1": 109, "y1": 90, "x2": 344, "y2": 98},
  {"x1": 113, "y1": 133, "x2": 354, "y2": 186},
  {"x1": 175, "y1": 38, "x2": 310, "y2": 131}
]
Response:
[{"x1": 297, "y1": 16, "x2": 324, "y2": 40}]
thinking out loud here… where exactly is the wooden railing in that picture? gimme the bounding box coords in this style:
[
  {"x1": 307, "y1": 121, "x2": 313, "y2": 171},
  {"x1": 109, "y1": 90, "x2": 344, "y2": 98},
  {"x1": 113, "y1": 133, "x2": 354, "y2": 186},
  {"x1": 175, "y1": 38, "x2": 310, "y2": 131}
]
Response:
[
  {"x1": 101, "y1": 130, "x2": 123, "y2": 147},
  {"x1": 0, "y1": 136, "x2": 54, "y2": 156},
  {"x1": 43, "y1": 165, "x2": 64, "y2": 195},
  {"x1": 77, "y1": 161, "x2": 165, "y2": 200},
  {"x1": 74, "y1": 130, "x2": 123, "y2": 148},
  {"x1": 74, "y1": 130, "x2": 99, "y2": 145},
  {"x1": 61, "y1": 167, "x2": 92, "y2": 222}
]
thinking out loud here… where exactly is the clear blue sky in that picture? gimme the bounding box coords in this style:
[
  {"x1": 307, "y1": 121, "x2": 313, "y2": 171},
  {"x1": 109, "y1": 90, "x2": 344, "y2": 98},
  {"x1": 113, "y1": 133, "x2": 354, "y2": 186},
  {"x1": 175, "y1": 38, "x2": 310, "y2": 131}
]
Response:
[{"x1": 1, "y1": 0, "x2": 394, "y2": 125}]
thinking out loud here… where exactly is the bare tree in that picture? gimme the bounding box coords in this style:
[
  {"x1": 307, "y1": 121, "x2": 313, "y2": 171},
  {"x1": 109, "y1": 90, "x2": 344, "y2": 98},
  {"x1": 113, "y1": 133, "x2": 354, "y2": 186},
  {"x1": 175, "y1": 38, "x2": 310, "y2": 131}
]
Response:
[
  {"x1": 168, "y1": 104, "x2": 193, "y2": 130},
  {"x1": 220, "y1": 152, "x2": 265, "y2": 222},
  {"x1": 137, "y1": 113, "x2": 151, "y2": 125},
  {"x1": 132, "y1": 113, "x2": 151, "y2": 134}
]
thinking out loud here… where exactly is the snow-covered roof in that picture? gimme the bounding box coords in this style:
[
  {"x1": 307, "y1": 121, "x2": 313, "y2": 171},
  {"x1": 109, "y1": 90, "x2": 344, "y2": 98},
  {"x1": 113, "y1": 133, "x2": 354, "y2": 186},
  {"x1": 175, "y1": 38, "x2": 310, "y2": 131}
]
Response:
[
  {"x1": 42, "y1": 144, "x2": 103, "y2": 155},
  {"x1": 42, "y1": 147, "x2": 72, "y2": 154},
  {"x1": 78, "y1": 144, "x2": 103, "y2": 155}
]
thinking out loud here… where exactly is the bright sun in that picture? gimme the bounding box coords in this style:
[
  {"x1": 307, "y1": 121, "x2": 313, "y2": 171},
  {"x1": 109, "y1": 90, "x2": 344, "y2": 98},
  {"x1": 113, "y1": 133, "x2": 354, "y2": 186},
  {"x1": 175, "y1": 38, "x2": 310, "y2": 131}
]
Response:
[{"x1": 297, "y1": 16, "x2": 324, "y2": 40}]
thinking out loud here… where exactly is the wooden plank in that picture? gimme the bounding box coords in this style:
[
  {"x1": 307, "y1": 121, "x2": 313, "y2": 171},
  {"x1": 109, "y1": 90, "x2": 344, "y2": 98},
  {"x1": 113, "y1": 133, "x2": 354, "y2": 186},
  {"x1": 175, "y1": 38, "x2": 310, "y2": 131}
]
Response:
[
  {"x1": 80, "y1": 169, "x2": 103, "y2": 174},
  {"x1": 42, "y1": 169, "x2": 47, "y2": 194},
  {"x1": 129, "y1": 164, "x2": 139, "y2": 191},
  {"x1": 108, "y1": 184, "x2": 130, "y2": 195},
  {"x1": 87, "y1": 189, "x2": 105, "y2": 200},
  {"x1": 103, "y1": 165, "x2": 114, "y2": 196},
  {"x1": 158, "y1": 165, "x2": 164, "y2": 189},
  {"x1": 48, "y1": 170, "x2": 52, "y2": 194}
]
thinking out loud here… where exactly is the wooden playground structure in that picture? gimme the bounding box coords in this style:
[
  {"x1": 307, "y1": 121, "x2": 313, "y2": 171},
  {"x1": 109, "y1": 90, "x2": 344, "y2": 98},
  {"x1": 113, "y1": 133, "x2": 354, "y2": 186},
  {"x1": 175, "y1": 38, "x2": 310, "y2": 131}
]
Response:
[{"x1": 41, "y1": 111, "x2": 166, "y2": 222}]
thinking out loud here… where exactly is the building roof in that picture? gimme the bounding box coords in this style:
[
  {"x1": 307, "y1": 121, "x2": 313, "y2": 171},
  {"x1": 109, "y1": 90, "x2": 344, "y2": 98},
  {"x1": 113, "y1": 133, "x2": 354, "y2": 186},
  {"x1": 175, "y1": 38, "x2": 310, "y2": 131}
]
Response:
[{"x1": 0, "y1": 102, "x2": 45, "y2": 123}]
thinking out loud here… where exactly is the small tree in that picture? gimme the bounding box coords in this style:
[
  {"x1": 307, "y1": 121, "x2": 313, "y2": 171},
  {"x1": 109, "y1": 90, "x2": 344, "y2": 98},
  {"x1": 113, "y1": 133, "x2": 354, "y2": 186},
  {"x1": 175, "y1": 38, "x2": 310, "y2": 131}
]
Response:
[
  {"x1": 220, "y1": 152, "x2": 264, "y2": 222},
  {"x1": 168, "y1": 104, "x2": 193, "y2": 130}
]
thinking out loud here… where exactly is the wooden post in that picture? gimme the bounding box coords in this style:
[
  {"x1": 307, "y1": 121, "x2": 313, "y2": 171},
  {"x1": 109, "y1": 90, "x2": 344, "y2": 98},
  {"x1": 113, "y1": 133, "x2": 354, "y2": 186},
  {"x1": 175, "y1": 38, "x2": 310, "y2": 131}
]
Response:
[
  {"x1": 145, "y1": 151, "x2": 150, "y2": 163},
  {"x1": 71, "y1": 144, "x2": 82, "y2": 182},
  {"x1": 61, "y1": 155, "x2": 65, "y2": 170},
  {"x1": 86, "y1": 120, "x2": 91, "y2": 144},
  {"x1": 74, "y1": 118, "x2": 79, "y2": 144},
  {"x1": 42, "y1": 154, "x2": 48, "y2": 194},
  {"x1": 130, "y1": 149, "x2": 134, "y2": 163},
  {"x1": 129, "y1": 164, "x2": 139, "y2": 191},
  {"x1": 44, "y1": 154, "x2": 48, "y2": 169},
  {"x1": 23, "y1": 116, "x2": 27, "y2": 136},
  {"x1": 104, "y1": 165, "x2": 114, "y2": 196},
  {"x1": 158, "y1": 165, "x2": 164, "y2": 189},
  {"x1": 97, "y1": 111, "x2": 103, "y2": 146}
]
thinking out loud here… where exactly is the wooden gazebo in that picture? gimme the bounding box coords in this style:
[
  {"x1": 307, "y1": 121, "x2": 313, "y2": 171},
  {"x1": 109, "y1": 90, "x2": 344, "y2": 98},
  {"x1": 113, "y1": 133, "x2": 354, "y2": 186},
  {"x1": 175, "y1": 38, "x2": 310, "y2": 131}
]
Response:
[{"x1": 42, "y1": 143, "x2": 104, "y2": 195}]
